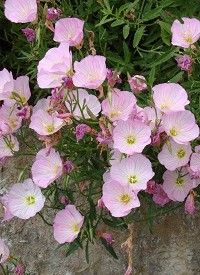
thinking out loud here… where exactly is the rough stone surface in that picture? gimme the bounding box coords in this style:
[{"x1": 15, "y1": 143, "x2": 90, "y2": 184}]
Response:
[{"x1": 1, "y1": 157, "x2": 200, "y2": 275}]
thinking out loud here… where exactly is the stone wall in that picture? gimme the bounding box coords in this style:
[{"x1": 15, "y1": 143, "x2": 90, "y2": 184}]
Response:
[{"x1": 1, "y1": 157, "x2": 200, "y2": 275}]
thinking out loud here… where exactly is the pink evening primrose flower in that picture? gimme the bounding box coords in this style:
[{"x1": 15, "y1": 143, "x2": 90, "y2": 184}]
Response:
[
  {"x1": 158, "y1": 139, "x2": 192, "y2": 171},
  {"x1": 102, "y1": 89, "x2": 137, "y2": 122},
  {"x1": 29, "y1": 109, "x2": 64, "y2": 136},
  {"x1": 37, "y1": 43, "x2": 72, "y2": 88},
  {"x1": 54, "y1": 18, "x2": 84, "y2": 46},
  {"x1": 128, "y1": 75, "x2": 147, "y2": 94},
  {"x1": 0, "y1": 135, "x2": 19, "y2": 158},
  {"x1": 0, "y1": 194, "x2": 14, "y2": 222},
  {"x1": 0, "y1": 239, "x2": 10, "y2": 263},
  {"x1": 7, "y1": 76, "x2": 31, "y2": 105},
  {"x1": 4, "y1": 0, "x2": 37, "y2": 23},
  {"x1": 162, "y1": 110, "x2": 199, "y2": 144},
  {"x1": 7, "y1": 178, "x2": 45, "y2": 219},
  {"x1": 162, "y1": 169, "x2": 193, "y2": 202},
  {"x1": 110, "y1": 154, "x2": 154, "y2": 193},
  {"x1": 102, "y1": 179, "x2": 140, "y2": 217},
  {"x1": 31, "y1": 148, "x2": 63, "y2": 188},
  {"x1": 53, "y1": 204, "x2": 84, "y2": 244},
  {"x1": 0, "y1": 104, "x2": 22, "y2": 135},
  {"x1": 113, "y1": 120, "x2": 151, "y2": 154},
  {"x1": 171, "y1": 17, "x2": 200, "y2": 48},
  {"x1": 152, "y1": 83, "x2": 189, "y2": 113},
  {"x1": 72, "y1": 55, "x2": 107, "y2": 89},
  {"x1": 190, "y1": 151, "x2": 200, "y2": 176},
  {"x1": 0, "y1": 68, "x2": 14, "y2": 101},
  {"x1": 143, "y1": 106, "x2": 162, "y2": 130},
  {"x1": 65, "y1": 89, "x2": 101, "y2": 119},
  {"x1": 32, "y1": 97, "x2": 51, "y2": 114}
]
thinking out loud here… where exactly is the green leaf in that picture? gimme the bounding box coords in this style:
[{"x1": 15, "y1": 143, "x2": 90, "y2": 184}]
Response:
[
  {"x1": 123, "y1": 41, "x2": 131, "y2": 63},
  {"x1": 148, "y1": 66, "x2": 156, "y2": 86},
  {"x1": 142, "y1": 7, "x2": 162, "y2": 22},
  {"x1": 96, "y1": 16, "x2": 114, "y2": 27},
  {"x1": 66, "y1": 239, "x2": 82, "y2": 257},
  {"x1": 147, "y1": 50, "x2": 175, "y2": 68},
  {"x1": 123, "y1": 24, "x2": 130, "y2": 39},
  {"x1": 133, "y1": 26, "x2": 145, "y2": 48},
  {"x1": 158, "y1": 21, "x2": 171, "y2": 46},
  {"x1": 169, "y1": 71, "x2": 184, "y2": 83},
  {"x1": 111, "y1": 19, "x2": 125, "y2": 27},
  {"x1": 100, "y1": 238, "x2": 118, "y2": 259}
]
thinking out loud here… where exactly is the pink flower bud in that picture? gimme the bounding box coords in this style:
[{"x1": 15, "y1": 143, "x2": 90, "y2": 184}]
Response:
[
  {"x1": 14, "y1": 264, "x2": 25, "y2": 275},
  {"x1": 46, "y1": 8, "x2": 61, "y2": 21},
  {"x1": 97, "y1": 197, "x2": 105, "y2": 209},
  {"x1": 128, "y1": 75, "x2": 147, "y2": 94},
  {"x1": 63, "y1": 160, "x2": 74, "y2": 173},
  {"x1": 59, "y1": 195, "x2": 69, "y2": 206},
  {"x1": 22, "y1": 28, "x2": 36, "y2": 43},
  {"x1": 185, "y1": 192, "x2": 196, "y2": 215},
  {"x1": 101, "y1": 232, "x2": 114, "y2": 245}
]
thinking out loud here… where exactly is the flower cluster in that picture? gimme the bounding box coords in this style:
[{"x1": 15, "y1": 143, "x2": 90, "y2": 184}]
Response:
[{"x1": 1, "y1": 0, "x2": 200, "y2": 269}]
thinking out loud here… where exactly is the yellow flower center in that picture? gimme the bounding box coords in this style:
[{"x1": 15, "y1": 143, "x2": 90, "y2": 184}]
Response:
[
  {"x1": 120, "y1": 194, "x2": 131, "y2": 204},
  {"x1": 72, "y1": 224, "x2": 79, "y2": 233},
  {"x1": 176, "y1": 177, "x2": 184, "y2": 186},
  {"x1": 177, "y1": 148, "x2": 186, "y2": 159},
  {"x1": 126, "y1": 136, "x2": 136, "y2": 145},
  {"x1": 25, "y1": 195, "x2": 36, "y2": 205},
  {"x1": 46, "y1": 124, "x2": 55, "y2": 134},
  {"x1": 160, "y1": 104, "x2": 168, "y2": 110},
  {"x1": 170, "y1": 127, "x2": 178, "y2": 136},
  {"x1": 128, "y1": 175, "x2": 137, "y2": 184},
  {"x1": 110, "y1": 110, "x2": 121, "y2": 118},
  {"x1": 184, "y1": 35, "x2": 193, "y2": 44}
]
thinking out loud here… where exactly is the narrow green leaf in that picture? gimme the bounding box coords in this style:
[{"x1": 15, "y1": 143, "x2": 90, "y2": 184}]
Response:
[
  {"x1": 123, "y1": 24, "x2": 130, "y2": 39},
  {"x1": 133, "y1": 26, "x2": 145, "y2": 48},
  {"x1": 142, "y1": 7, "x2": 162, "y2": 22},
  {"x1": 111, "y1": 19, "x2": 125, "y2": 27},
  {"x1": 66, "y1": 239, "x2": 81, "y2": 257},
  {"x1": 147, "y1": 50, "x2": 175, "y2": 67},
  {"x1": 100, "y1": 238, "x2": 118, "y2": 259},
  {"x1": 95, "y1": 16, "x2": 114, "y2": 27},
  {"x1": 148, "y1": 66, "x2": 156, "y2": 86},
  {"x1": 169, "y1": 71, "x2": 184, "y2": 83}
]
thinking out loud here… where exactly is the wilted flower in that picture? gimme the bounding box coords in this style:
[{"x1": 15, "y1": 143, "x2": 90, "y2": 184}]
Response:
[
  {"x1": 106, "y1": 69, "x2": 121, "y2": 87},
  {"x1": 22, "y1": 28, "x2": 36, "y2": 42},
  {"x1": 176, "y1": 55, "x2": 193, "y2": 72},
  {"x1": 75, "y1": 124, "x2": 91, "y2": 141},
  {"x1": 185, "y1": 192, "x2": 196, "y2": 215},
  {"x1": 128, "y1": 75, "x2": 147, "y2": 94},
  {"x1": 100, "y1": 232, "x2": 114, "y2": 245},
  {"x1": 4, "y1": 0, "x2": 37, "y2": 23},
  {"x1": 63, "y1": 160, "x2": 74, "y2": 173},
  {"x1": 53, "y1": 205, "x2": 84, "y2": 244},
  {"x1": 152, "y1": 184, "x2": 170, "y2": 206},
  {"x1": 54, "y1": 18, "x2": 84, "y2": 46},
  {"x1": 14, "y1": 264, "x2": 25, "y2": 275},
  {"x1": 0, "y1": 194, "x2": 14, "y2": 222},
  {"x1": 46, "y1": 7, "x2": 61, "y2": 21}
]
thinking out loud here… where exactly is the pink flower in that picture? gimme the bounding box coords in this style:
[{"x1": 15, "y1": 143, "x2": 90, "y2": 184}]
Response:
[
  {"x1": 185, "y1": 192, "x2": 196, "y2": 215},
  {"x1": 113, "y1": 120, "x2": 151, "y2": 154},
  {"x1": 102, "y1": 179, "x2": 140, "y2": 217},
  {"x1": 29, "y1": 109, "x2": 64, "y2": 136},
  {"x1": 0, "y1": 239, "x2": 10, "y2": 263},
  {"x1": 109, "y1": 149, "x2": 122, "y2": 166},
  {"x1": 0, "y1": 68, "x2": 14, "y2": 101},
  {"x1": 102, "y1": 89, "x2": 136, "y2": 122},
  {"x1": 22, "y1": 28, "x2": 36, "y2": 43},
  {"x1": 171, "y1": 17, "x2": 200, "y2": 48},
  {"x1": 110, "y1": 154, "x2": 154, "y2": 193},
  {"x1": 32, "y1": 97, "x2": 51, "y2": 114},
  {"x1": 176, "y1": 55, "x2": 193, "y2": 71},
  {"x1": 31, "y1": 148, "x2": 63, "y2": 188},
  {"x1": 66, "y1": 89, "x2": 101, "y2": 119},
  {"x1": 152, "y1": 184, "x2": 170, "y2": 206},
  {"x1": 0, "y1": 135, "x2": 19, "y2": 158},
  {"x1": 4, "y1": 0, "x2": 37, "y2": 23},
  {"x1": 162, "y1": 169, "x2": 193, "y2": 202},
  {"x1": 144, "y1": 106, "x2": 162, "y2": 130},
  {"x1": 190, "y1": 152, "x2": 200, "y2": 176},
  {"x1": 100, "y1": 232, "x2": 114, "y2": 245},
  {"x1": 37, "y1": 43, "x2": 72, "y2": 88},
  {"x1": 72, "y1": 55, "x2": 107, "y2": 89},
  {"x1": 128, "y1": 75, "x2": 147, "y2": 94},
  {"x1": 152, "y1": 83, "x2": 189, "y2": 113},
  {"x1": 162, "y1": 110, "x2": 199, "y2": 144},
  {"x1": 53, "y1": 205, "x2": 84, "y2": 244},
  {"x1": 106, "y1": 69, "x2": 121, "y2": 87},
  {"x1": 158, "y1": 139, "x2": 192, "y2": 171},
  {"x1": 0, "y1": 104, "x2": 22, "y2": 135},
  {"x1": 54, "y1": 18, "x2": 84, "y2": 46},
  {"x1": 7, "y1": 179, "x2": 45, "y2": 219},
  {"x1": 128, "y1": 105, "x2": 148, "y2": 124},
  {"x1": 0, "y1": 194, "x2": 14, "y2": 222}
]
